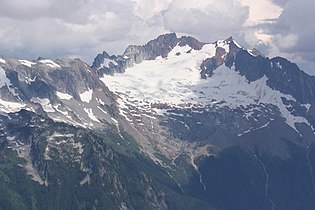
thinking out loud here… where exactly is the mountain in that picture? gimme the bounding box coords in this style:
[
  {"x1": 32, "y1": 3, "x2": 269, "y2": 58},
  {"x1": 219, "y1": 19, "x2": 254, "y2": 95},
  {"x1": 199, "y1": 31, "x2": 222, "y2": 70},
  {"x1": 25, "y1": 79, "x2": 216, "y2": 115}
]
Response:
[{"x1": 0, "y1": 33, "x2": 315, "y2": 210}]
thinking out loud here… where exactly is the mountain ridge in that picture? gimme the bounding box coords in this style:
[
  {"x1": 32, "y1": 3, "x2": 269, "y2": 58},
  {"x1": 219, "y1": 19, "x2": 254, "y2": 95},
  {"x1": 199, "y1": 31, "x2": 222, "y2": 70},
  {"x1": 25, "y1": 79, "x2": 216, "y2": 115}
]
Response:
[
  {"x1": 1, "y1": 33, "x2": 314, "y2": 160},
  {"x1": 0, "y1": 33, "x2": 315, "y2": 210}
]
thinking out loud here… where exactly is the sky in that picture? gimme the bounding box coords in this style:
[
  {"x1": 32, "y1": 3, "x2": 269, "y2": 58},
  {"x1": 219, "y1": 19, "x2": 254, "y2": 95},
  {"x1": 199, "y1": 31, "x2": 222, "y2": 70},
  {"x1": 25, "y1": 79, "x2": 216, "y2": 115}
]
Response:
[{"x1": 0, "y1": 0, "x2": 314, "y2": 75}]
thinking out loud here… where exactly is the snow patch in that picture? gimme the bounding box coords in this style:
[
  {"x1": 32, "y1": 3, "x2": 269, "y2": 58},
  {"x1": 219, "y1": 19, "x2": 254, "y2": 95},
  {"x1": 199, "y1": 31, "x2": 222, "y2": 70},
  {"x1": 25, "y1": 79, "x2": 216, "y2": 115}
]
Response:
[
  {"x1": 73, "y1": 142, "x2": 84, "y2": 155},
  {"x1": 31, "y1": 97, "x2": 55, "y2": 113},
  {"x1": 111, "y1": 117, "x2": 125, "y2": 139},
  {"x1": 233, "y1": 40, "x2": 243, "y2": 49},
  {"x1": 239, "y1": 121, "x2": 272, "y2": 136},
  {"x1": 0, "y1": 66, "x2": 20, "y2": 99},
  {"x1": 275, "y1": 62, "x2": 282, "y2": 69},
  {"x1": 51, "y1": 133, "x2": 74, "y2": 138},
  {"x1": 24, "y1": 76, "x2": 37, "y2": 84},
  {"x1": 84, "y1": 108, "x2": 100, "y2": 122},
  {"x1": 302, "y1": 103, "x2": 312, "y2": 112},
  {"x1": 0, "y1": 58, "x2": 6, "y2": 63},
  {"x1": 44, "y1": 146, "x2": 51, "y2": 160},
  {"x1": 56, "y1": 91, "x2": 73, "y2": 100},
  {"x1": 80, "y1": 174, "x2": 91, "y2": 185},
  {"x1": 79, "y1": 89, "x2": 93, "y2": 103},
  {"x1": 216, "y1": 40, "x2": 230, "y2": 53},
  {"x1": 39, "y1": 59, "x2": 61, "y2": 68},
  {"x1": 168, "y1": 44, "x2": 192, "y2": 57},
  {"x1": 53, "y1": 105, "x2": 74, "y2": 121},
  {"x1": 19, "y1": 60, "x2": 36, "y2": 67},
  {"x1": 97, "y1": 106, "x2": 108, "y2": 115},
  {"x1": 6, "y1": 136, "x2": 16, "y2": 141},
  {"x1": 0, "y1": 66, "x2": 11, "y2": 88},
  {"x1": 96, "y1": 98, "x2": 105, "y2": 105},
  {"x1": 0, "y1": 98, "x2": 25, "y2": 113}
]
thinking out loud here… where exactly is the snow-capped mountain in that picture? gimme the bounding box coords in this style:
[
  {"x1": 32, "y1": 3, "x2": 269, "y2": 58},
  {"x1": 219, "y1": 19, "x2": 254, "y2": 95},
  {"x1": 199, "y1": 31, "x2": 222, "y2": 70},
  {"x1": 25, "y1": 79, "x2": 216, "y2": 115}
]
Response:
[
  {"x1": 1, "y1": 33, "x2": 315, "y2": 210},
  {"x1": 93, "y1": 33, "x2": 315, "y2": 161}
]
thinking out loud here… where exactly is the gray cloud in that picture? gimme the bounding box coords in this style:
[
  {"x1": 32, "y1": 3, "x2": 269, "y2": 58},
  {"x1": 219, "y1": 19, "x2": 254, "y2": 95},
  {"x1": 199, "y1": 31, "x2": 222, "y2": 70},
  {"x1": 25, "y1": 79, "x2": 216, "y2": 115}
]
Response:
[
  {"x1": 265, "y1": 0, "x2": 315, "y2": 74},
  {"x1": 0, "y1": 0, "x2": 250, "y2": 62},
  {"x1": 271, "y1": 0, "x2": 290, "y2": 7},
  {"x1": 0, "y1": 0, "x2": 139, "y2": 61},
  {"x1": 0, "y1": 0, "x2": 92, "y2": 23},
  {"x1": 163, "y1": 0, "x2": 249, "y2": 41}
]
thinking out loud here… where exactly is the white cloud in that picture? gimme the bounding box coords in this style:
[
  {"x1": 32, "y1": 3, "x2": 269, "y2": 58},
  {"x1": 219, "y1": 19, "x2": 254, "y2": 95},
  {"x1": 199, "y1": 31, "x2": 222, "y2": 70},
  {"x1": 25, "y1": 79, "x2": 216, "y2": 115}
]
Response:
[
  {"x1": 132, "y1": 0, "x2": 170, "y2": 19},
  {"x1": 0, "y1": 0, "x2": 138, "y2": 61},
  {"x1": 274, "y1": 34, "x2": 298, "y2": 50},
  {"x1": 239, "y1": 0, "x2": 282, "y2": 25}
]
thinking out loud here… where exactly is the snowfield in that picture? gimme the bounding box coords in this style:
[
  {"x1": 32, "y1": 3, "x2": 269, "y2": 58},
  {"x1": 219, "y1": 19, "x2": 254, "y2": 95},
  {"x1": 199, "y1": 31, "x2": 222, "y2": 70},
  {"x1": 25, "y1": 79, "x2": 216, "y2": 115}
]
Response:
[{"x1": 100, "y1": 43, "x2": 312, "y2": 133}]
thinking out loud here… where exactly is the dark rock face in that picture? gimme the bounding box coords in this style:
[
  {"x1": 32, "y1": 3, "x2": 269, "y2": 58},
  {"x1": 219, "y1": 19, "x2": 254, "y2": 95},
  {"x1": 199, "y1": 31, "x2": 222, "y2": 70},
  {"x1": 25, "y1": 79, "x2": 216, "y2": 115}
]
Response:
[
  {"x1": 125, "y1": 33, "x2": 179, "y2": 60},
  {"x1": 198, "y1": 37, "x2": 315, "y2": 106},
  {"x1": 200, "y1": 47, "x2": 227, "y2": 78},
  {"x1": 161, "y1": 104, "x2": 281, "y2": 143},
  {"x1": 200, "y1": 57, "x2": 217, "y2": 78},
  {"x1": 178, "y1": 35, "x2": 205, "y2": 50},
  {"x1": 92, "y1": 51, "x2": 127, "y2": 75},
  {"x1": 267, "y1": 57, "x2": 315, "y2": 104},
  {"x1": 231, "y1": 50, "x2": 315, "y2": 104},
  {"x1": 27, "y1": 78, "x2": 56, "y2": 99},
  {"x1": 234, "y1": 50, "x2": 269, "y2": 82},
  {"x1": 188, "y1": 145, "x2": 315, "y2": 210}
]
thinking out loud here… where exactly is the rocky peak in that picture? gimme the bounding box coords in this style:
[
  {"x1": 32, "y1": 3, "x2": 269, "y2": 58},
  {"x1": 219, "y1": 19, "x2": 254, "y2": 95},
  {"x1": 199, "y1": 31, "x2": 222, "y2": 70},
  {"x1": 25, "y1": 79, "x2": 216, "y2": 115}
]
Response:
[
  {"x1": 92, "y1": 33, "x2": 206, "y2": 76},
  {"x1": 122, "y1": 33, "x2": 205, "y2": 65},
  {"x1": 267, "y1": 57, "x2": 315, "y2": 104},
  {"x1": 138, "y1": 33, "x2": 179, "y2": 57},
  {"x1": 225, "y1": 43, "x2": 315, "y2": 105},
  {"x1": 178, "y1": 35, "x2": 205, "y2": 50},
  {"x1": 198, "y1": 36, "x2": 315, "y2": 106},
  {"x1": 200, "y1": 36, "x2": 243, "y2": 78}
]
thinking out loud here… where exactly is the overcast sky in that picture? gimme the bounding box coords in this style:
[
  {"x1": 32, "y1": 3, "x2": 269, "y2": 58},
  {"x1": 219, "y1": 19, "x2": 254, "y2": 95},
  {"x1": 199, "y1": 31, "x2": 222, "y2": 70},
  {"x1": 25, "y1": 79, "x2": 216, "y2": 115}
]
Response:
[{"x1": 0, "y1": 0, "x2": 314, "y2": 74}]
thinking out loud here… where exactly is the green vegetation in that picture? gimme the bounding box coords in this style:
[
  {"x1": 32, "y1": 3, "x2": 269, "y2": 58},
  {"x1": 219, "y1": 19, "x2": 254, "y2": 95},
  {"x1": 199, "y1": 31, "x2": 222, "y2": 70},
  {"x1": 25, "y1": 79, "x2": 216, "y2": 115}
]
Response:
[{"x1": 0, "y1": 112, "x2": 215, "y2": 210}]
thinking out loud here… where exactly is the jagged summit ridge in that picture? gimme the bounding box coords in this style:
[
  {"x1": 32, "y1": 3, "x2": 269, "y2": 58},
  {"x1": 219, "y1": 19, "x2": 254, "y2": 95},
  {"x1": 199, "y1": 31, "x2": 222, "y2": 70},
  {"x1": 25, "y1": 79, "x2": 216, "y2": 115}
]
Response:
[{"x1": 92, "y1": 33, "x2": 205, "y2": 75}]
